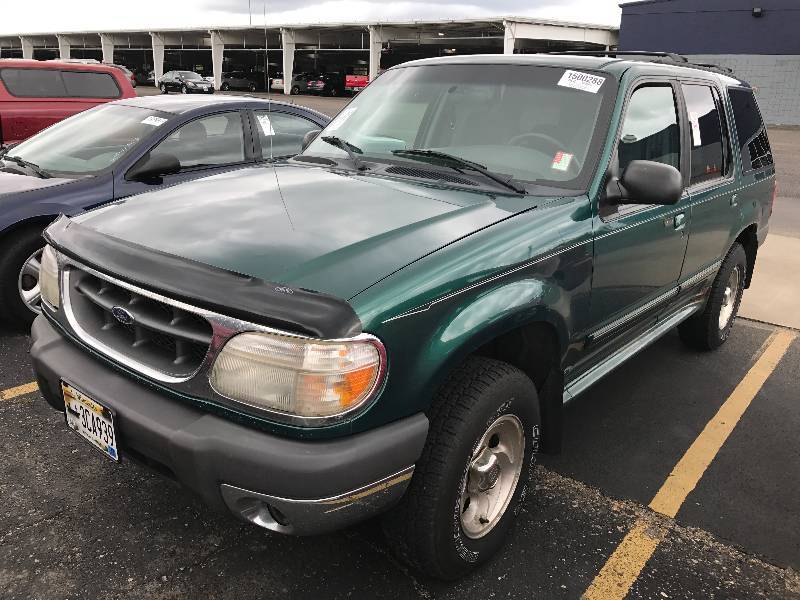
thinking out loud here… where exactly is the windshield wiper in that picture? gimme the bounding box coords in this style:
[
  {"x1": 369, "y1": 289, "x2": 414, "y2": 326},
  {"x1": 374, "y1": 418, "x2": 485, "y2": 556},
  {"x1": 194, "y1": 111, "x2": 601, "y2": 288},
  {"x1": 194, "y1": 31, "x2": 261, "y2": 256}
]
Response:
[
  {"x1": 320, "y1": 136, "x2": 367, "y2": 171},
  {"x1": 392, "y1": 149, "x2": 526, "y2": 195},
  {"x1": 2, "y1": 155, "x2": 51, "y2": 179}
]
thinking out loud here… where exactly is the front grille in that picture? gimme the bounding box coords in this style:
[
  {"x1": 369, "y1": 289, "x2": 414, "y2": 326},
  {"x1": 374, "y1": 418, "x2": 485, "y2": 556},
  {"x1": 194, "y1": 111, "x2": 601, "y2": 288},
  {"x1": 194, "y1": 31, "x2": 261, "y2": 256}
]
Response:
[
  {"x1": 66, "y1": 267, "x2": 213, "y2": 379},
  {"x1": 385, "y1": 165, "x2": 478, "y2": 186}
]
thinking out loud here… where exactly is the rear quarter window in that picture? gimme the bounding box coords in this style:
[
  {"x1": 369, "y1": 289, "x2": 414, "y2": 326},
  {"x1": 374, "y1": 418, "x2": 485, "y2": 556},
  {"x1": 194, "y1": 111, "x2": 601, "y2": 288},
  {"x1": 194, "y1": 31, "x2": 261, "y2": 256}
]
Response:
[
  {"x1": 0, "y1": 68, "x2": 120, "y2": 98},
  {"x1": 728, "y1": 87, "x2": 773, "y2": 171}
]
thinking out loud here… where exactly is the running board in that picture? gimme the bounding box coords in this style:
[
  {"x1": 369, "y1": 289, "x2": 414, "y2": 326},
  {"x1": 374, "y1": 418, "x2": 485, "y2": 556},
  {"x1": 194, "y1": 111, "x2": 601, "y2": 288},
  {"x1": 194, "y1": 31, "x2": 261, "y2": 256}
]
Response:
[{"x1": 563, "y1": 303, "x2": 702, "y2": 403}]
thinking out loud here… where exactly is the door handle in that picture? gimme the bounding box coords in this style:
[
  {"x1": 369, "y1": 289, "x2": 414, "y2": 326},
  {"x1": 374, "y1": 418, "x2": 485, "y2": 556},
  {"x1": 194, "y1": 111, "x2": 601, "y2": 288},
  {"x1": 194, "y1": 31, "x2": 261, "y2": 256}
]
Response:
[{"x1": 673, "y1": 212, "x2": 687, "y2": 231}]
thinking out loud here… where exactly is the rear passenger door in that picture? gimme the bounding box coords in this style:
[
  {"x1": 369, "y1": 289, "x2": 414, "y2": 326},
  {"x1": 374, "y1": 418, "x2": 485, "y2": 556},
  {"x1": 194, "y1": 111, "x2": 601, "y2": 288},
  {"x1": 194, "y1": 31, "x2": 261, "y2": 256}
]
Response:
[
  {"x1": 585, "y1": 81, "x2": 691, "y2": 357},
  {"x1": 678, "y1": 81, "x2": 739, "y2": 284}
]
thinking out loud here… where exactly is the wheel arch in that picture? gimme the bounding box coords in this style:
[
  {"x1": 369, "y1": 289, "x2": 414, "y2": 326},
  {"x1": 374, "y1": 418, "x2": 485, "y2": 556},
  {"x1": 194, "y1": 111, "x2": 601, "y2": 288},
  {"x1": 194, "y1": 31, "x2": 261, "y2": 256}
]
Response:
[
  {"x1": 0, "y1": 214, "x2": 59, "y2": 245},
  {"x1": 734, "y1": 223, "x2": 758, "y2": 288}
]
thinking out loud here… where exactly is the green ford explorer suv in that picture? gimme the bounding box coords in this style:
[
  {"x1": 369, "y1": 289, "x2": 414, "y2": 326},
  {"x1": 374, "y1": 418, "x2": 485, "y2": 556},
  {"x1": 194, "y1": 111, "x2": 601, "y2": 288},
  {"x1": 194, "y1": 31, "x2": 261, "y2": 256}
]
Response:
[{"x1": 30, "y1": 52, "x2": 775, "y2": 579}]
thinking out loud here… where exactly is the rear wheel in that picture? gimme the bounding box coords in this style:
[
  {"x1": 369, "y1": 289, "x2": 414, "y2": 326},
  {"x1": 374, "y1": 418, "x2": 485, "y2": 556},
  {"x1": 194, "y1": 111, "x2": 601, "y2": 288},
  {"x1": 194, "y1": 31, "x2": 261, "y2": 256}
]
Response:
[
  {"x1": 679, "y1": 242, "x2": 747, "y2": 351},
  {"x1": 248, "y1": 82, "x2": 256, "y2": 92},
  {"x1": 291, "y1": 85, "x2": 300, "y2": 95},
  {"x1": 329, "y1": 87, "x2": 339, "y2": 97},
  {"x1": 181, "y1": 84, "x2": 188, "y2": 94},
  {"x1": 221, "y1": 82, "x2": 230, "y2": 91},
  {"x1": 159, "y1": 83, "x2": 167, "y2": 94},
  {"x1": 0, "y1": 225, "x2": 47, "y2": 328},
  {"x1": 383, "y1": 357, "x2": 540, "y2": 579}
]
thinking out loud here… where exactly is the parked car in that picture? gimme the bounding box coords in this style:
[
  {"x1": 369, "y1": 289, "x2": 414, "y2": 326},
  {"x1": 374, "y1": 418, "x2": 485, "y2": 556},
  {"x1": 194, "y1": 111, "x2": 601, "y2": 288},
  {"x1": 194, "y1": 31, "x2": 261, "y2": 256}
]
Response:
[
  {"x1": 270, "y1": 74, "x2": 284, "y2": 91},
  {"x1": 104, "y1": 63, "x2": 137, "y2": 88},
  {"x1": 158, "y1": 71, "x2": 214, "y2": 94},
  {"x1": 307, "y1": 72, "x2": 346, "y2": 97},
  {"x1": 345, "y1": 73, "x2": 369, "y2": 94},
  {"x1": 0, "y1": 59, "x2": 135, "y2": 145},
  {"x1": 219, "y1": 71, "x2": 258, "y2": 92},
  {"x1": 29, "y1": 53, "x2": 775, "y2": 579},
  {"x1": 0, "y1": 95, "x2": 328, "y2": 325},
  {"x1": 288, "y1": 72, "x2": 316, "y2": 95}
]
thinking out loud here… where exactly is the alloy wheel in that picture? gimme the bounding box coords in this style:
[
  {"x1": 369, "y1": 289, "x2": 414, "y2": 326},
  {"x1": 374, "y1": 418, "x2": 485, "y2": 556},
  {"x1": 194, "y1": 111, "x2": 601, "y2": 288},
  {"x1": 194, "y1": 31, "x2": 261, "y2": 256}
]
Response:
[
  {"x1": 18, "y1": 247, "x2": 44, "y2": 314},
  {"x1": 459, "y1": 414, "x2": 525, "y2": 539},
  {"x1": 718, "y1": 265, "x2": 741, "y2": 330}
]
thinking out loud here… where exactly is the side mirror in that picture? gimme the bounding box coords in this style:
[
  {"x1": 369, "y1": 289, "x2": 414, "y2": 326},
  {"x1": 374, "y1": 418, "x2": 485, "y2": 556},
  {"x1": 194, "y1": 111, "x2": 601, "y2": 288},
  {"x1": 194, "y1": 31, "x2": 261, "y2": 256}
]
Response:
[
  {"x1": 301, "y1": 130, "x2": 320, "y2": 152},
  {"x1": 126, "y1": 152, "x2": 181, "y2": 183},
  {"x1": 607, "y1": 160, "x2": 682, "y2": 205}
]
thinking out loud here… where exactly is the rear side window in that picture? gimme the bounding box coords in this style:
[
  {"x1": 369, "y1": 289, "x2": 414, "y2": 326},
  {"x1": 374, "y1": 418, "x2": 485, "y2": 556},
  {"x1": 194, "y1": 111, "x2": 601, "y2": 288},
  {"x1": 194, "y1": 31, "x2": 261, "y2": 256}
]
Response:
[
  {"x1": 61, "y1": 71, "x2": 120, "y2": 98},
  {"x1": 682, "y1": 84, "x2": 729, "y2": 186},
  {"x1": 0, "y1": 68, "x2": 120, "y2": 98},
  {"x1": 728, "y1": 87, "x2": 773, "y2": 171},
  {"x1": 0, "y1": 68, "x2": 66, "y2": 97}
]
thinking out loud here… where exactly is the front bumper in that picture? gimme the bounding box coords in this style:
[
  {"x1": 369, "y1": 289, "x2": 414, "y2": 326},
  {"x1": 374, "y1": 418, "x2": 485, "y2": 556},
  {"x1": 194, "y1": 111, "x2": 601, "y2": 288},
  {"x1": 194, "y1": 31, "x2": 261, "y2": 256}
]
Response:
[{"x1": 30, "y1": 315, "x2": 428, "y2": 534}]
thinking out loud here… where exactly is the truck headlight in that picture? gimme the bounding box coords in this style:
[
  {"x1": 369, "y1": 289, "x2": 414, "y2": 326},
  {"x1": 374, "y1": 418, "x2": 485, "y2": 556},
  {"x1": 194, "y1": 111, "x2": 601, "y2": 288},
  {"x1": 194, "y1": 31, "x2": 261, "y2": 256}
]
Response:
[
  {"x1": 209, "y1": 331, "x2": 385, "y2": 421},
  {"x1": 39, "y1": 245, "x2": 60, "y2": 309}
]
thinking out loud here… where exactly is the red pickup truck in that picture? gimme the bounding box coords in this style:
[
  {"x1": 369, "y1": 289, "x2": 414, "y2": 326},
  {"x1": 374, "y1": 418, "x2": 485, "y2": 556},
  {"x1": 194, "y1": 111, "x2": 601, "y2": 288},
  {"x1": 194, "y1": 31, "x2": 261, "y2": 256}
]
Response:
[
  {"x1": 345, "y1": 74, "x2": 369, "y2": 93},
  {"x1": 0, "y1": 60, "x2": 135, "y2": 146}
]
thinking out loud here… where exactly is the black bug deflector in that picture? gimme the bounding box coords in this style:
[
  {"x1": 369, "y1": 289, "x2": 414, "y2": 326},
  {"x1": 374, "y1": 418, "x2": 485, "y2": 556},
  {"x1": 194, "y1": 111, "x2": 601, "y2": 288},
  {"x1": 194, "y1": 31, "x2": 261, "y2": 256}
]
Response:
[{"x1": 44, "y1": 216, "x2": 363, "y2": 339}]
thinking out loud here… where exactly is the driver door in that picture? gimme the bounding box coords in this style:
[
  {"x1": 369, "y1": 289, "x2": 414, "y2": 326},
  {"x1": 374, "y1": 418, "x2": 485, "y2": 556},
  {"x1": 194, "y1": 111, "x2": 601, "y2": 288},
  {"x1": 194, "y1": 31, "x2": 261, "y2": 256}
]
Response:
[
  {"x1": 115, "y1": 110, "x2": 255, "y2": 199},
  {"x1": 579, "y1": 81, "x2": 691, "y2": 371}
]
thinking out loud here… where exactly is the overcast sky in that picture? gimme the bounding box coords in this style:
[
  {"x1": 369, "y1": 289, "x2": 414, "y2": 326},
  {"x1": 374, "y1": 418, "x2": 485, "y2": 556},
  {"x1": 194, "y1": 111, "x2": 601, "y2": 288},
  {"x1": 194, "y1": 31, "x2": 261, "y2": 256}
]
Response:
[{"x1": 0, "y1": 0, "x2": 623, "y2": 35}]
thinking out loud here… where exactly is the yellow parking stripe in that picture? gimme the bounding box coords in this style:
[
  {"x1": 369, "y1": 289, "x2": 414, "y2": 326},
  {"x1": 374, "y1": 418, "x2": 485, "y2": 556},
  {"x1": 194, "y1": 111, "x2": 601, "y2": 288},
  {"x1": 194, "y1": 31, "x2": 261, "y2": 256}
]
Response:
[
  {"x1": 583, "y1": 329, "x2": 796, "y2": 600},
  {"x1": 0, "y1": 381, "x2": 39, "y2": 401}
]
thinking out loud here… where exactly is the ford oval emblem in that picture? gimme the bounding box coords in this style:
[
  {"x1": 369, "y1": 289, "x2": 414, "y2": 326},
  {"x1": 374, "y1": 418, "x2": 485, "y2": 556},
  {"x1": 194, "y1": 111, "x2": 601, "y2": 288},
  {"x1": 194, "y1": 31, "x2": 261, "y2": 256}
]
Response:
[{"x1": 111, "y1": 306, "x2": 135, "y2": 326}]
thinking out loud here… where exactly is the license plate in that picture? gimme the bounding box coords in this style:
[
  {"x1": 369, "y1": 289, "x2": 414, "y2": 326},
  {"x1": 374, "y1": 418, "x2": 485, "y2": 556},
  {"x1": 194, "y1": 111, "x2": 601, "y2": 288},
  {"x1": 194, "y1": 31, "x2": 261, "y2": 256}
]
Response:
[{"x1": 62, "y1": 381, "x2": 119, "y2": 461}]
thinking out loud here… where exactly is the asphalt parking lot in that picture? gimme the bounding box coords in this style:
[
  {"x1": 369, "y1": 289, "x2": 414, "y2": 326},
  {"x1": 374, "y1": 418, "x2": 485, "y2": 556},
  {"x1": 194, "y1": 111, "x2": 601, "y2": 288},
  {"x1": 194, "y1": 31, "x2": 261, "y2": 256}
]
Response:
[{"x1": 0, "y1": 91, "x2": 798, "y2": 599}]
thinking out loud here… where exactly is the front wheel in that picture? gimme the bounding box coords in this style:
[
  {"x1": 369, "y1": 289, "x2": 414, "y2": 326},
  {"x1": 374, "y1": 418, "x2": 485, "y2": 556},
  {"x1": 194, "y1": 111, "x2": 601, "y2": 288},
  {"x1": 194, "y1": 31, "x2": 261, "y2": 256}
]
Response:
[
  {"x1": 159, "y1": 83, "x2": 167, "y2": 94},
  {"x1": 220, "y1": 82, "x2": 230, "y2": 91},
  {"x1": 248, "y1": 83, "x2": 256, "y2": 92},
  {"x1": 679, "y1": 242, "x2": 747, "y2": 351},
  {"x1": 290, "y1": 86, "x2": 300, "y2": 95},
  {"x1": 383, "y1": 357, "x2": 540, "y2": 579},
  {"x1": 181, "y1": 84, "x2": 188, "y2": 94},
  {"x1": 0, "y1": 226, "x2": 47, "y2": 328}
]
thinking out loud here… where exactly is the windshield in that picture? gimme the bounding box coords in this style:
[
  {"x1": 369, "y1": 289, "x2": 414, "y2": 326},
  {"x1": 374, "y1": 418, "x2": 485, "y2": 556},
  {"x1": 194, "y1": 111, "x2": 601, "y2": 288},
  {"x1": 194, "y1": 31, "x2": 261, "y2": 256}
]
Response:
[
  {"x1": 180, "y1": 72, "x2": 203, "y2": 80},
  {"x1": 303, "y1": 63, "x2": 615, "y2": 189},
  {"x1": 6, "y1": 104, "x2": 173, "y2": 175}
]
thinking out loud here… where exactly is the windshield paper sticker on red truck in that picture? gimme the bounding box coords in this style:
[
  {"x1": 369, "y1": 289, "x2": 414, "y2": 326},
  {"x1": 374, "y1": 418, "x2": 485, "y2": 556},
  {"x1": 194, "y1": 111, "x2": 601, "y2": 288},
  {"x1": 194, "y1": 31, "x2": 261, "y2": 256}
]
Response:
[
  {"x1": 558, "y1": 70, "x2": 605, "y2": 94},
  {"x1": 551, "y1": 151, "x2": 574, "y2": 171}
]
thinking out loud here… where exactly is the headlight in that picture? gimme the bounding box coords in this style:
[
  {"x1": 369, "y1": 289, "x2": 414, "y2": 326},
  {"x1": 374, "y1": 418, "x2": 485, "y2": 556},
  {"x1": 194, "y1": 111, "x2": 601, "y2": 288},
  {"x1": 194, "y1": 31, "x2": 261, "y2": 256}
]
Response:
[
  {"x1": 209, "y1": 331, "x2": 385, "y2": 422},
  {"x1": 40, "y1": 245, "x2": 60, "y2": 309}
]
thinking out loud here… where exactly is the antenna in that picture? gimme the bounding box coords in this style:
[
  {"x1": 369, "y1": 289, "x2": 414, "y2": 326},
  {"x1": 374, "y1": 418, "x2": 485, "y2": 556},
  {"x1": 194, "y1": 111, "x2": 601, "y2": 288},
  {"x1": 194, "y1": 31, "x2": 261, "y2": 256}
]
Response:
[{"x1": 264, "y1": 0, "x2": 272, "y2": 159}]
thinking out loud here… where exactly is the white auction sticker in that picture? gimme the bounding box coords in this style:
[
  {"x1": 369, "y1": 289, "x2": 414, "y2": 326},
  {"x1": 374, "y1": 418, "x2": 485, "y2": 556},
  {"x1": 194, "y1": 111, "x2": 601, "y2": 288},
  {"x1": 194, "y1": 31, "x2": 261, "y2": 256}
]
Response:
[
  {"x1": 257, "y1": 114, "x2": 276, "y2": 136},
  {"x1": 551, "y1": 151, "x2": 574, "y2": 172},
  {"x1": 141, "y1": 115, "x2": 168, "y2": 127},
  {"x1": 558, "y1": 70, "x2": 606, "y2": 94},
  {"x1": 327, "y1": 106, "x2": 357, "y2": 131}
]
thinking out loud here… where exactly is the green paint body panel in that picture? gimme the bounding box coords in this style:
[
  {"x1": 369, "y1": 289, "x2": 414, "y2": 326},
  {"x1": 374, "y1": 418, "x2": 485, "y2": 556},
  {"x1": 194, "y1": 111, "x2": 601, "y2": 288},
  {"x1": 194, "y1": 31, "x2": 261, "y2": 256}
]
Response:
[{"x1": 65, "y1": 55, "x2": 775, "y2": 440}]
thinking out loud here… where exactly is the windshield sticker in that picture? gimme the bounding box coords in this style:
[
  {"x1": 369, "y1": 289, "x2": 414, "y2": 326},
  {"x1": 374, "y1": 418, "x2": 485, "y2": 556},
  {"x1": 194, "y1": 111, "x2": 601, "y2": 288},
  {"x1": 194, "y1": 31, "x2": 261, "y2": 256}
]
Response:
[
  {"x1": 141, "y1": 116, "x2": 168, "y2": 127},
  {"x1": 551, "y1": 151, "x2": 574, "y2": 171},
  {"x1": 257, "y1": 114, "x2": 276, "y2": 136},
  {"x1": 558, "y1": 70, "x2": 605, "y2": 94},
  {"x1": 327, "y1": 106, "x2": 357, "y2": 131}
]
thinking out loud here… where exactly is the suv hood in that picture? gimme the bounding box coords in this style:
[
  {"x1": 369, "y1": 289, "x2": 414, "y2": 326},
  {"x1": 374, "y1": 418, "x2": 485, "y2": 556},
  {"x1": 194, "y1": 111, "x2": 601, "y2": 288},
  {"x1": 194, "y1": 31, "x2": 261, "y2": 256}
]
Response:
[{"x1": 75, "y1": 163, "x2": 538, "y2": 299}]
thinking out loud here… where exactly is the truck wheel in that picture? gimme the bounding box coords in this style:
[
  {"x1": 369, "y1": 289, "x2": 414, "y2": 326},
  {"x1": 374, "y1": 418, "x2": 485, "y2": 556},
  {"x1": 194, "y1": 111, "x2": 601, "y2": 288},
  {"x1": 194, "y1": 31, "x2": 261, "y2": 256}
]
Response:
[
  {"x1": 383, "y1": 357, "x2": 540, "y2": 580},
  {"x1": 0, "y1": 225, "x2": 47, "y2": 329},
  {"x1": 679, "y1": 242, "x2": 747, "y2": 351}
]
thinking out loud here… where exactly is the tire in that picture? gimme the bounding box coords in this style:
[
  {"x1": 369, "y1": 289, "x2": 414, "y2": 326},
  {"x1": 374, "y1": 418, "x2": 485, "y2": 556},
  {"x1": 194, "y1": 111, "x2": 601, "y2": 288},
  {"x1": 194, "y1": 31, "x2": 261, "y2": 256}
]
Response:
[
  {"x1": 249, "y1": 83, "x2": 256, "y2": 92},
  {"x1": 383, "y1": 357, "x2": 540, "y2": 580},
  {"x1": 159, "y1": 83, "x2": 167, "y2": 94},
  {"x1": 181, "y1": 85, "x2": 188, "y2": 94},
  {"x1": 679, "y1": 242, "x2": 747, "y2": 351},
  {"x1": 0, "y1": 225, "x2": 47, "y2": 329},
  {"x1": 221, "y1": 82, "x2": 230, "y2": 91},
  {"x1": 329, "y1": 87, "x2": 339, "y2": 97},
  {"x1": 291, "y1": 86, "x2": 300, "y2": 95}
]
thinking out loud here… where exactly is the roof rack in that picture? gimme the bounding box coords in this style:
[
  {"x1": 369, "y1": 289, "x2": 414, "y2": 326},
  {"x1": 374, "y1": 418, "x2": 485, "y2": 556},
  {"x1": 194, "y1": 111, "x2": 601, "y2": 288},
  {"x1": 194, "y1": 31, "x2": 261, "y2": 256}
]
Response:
[{"x1": 544, "y1": 50, "x2": 735, "y2": 76}]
